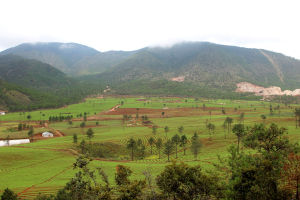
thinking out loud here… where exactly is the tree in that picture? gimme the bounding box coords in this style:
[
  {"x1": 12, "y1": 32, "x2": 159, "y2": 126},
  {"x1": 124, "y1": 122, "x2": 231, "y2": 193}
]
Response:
[
  {"x1": 161, "y1": 111, "x2": 165, "y2": 118},
  {"x1": 79, "y1": 122, "x2": 85, "y2": 134},
  {"x1": 136, "y1": 139, "x2": 146, "y2": 159},
  {"x1": 17, "y1": 123, "x2": 22, "y2": 131},
  {"x1": 127, "y1": 138, "x2": 137, "y2": 161},
  {"x1": 243, "y1": 123, "x2": 293, "y2": 155},
  {"x1": 164, "y1": 126, "x2": 169, "y2": 137},
  {"x1": 191, "y1": 132, "x2": 202, "y2": 160},
  {"x1": 172, "y1": 134, "x2": 180, "y2": 158},
  {"x1": 73, "y1": 134, "x2": 78, "y2": 144},
  {"x1": 282, "y1": 153, "x2": 300, "y2": 200},
  {"x1": 137, "y1": 138, "x2": 143, "y2": 146},
  {"x1": 55, "y1": 155, "x2": 112, "y2": 200},
  {"x1": 148, "y1": 137, "x2": 155, "y2": 155},
  {"x1": 79, "y1": 139, "x2": 86, "y2": 154},
  {"x1": 155, "y1": 138, "x2": 163, "y2": 159},
  {"x1": 232, "y1": 123, "x2": 245, "y2": 153},
  {"x1": 115, "y1": 165, "x2": 146, "y2": 200},
  {"x1": 152, "y1": 126, "x2": 157, "y2": 135},
  {"x1": 86, "y1": 128, "x2": 94, "y2": 141},
  {"x1": 27, "y1": 126, "x2": 34, "y2": 141},
  {"x1": 269, "y1": 104, "x2": 274, "y2": 115},
  {"x1": 0, "y1": 188, "x2": 19, "y2": 200},
  {"x1": 178, "y1": 126, "x2": 184, "y2": 134},
  {"x1": 5, "y1": 135, "x2": 10, "y2": 146},
  {"x1": 156, "y1": 162, "x2": 220, "y2": 200},
  {"x1": 224, "y1": 117, "x2": 233, "y2": 135},
  {"x1": 226, "y1": 123, "x2": 297, "y2": 200},
  {"x1": 179, "y1": 135, "x2": 188, "y2": 155},
  {"x1": 261, "y1": 114, "x2": 267, "y2": 124},
  {"x1": 143, "y1": 168, "x2": 157, "y2": 199},
  {"x1": 115, "y1": 165, "x2": 132, "y2": 186},
  {"x1": 222, "y1": 107, "x2": 226, "y2": 114},
  {"x1": 295, "y1": 108, "x2": 300, "y2": 128},
  {"x1": 164, "y1": 140, "x2": 174, "y2": 162},
  {"x1": 207, "y1": 123, "x2": 215, "y2": 139},
  {"x1": 239, "y1": 112, "x2": 245, "y2": 124}
]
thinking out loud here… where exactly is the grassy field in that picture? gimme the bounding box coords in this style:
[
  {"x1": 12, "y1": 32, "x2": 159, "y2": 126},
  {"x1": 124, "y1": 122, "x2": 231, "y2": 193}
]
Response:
[{"x1": 0, "y1": 96, "x2": 299, "y2": 199}]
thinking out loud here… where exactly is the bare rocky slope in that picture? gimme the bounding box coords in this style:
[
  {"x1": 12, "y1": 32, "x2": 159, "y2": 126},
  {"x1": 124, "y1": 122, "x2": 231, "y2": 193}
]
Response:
[{"x1": 236, "y1": 82, "x2": 300, "y2": 96}]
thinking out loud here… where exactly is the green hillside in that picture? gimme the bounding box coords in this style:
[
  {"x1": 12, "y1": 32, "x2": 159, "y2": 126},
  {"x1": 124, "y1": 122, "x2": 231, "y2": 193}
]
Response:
[
  {"x1": 0, "y1": 42, "x2": 136, "y2": 76},
  {"x1": 0, "y1": 79, "x2": 62, "y2": 111},
  {"x1": 0, "y1": 55, "x2": 100, "y2": 111},
  {"x1": 73, "y1": 50, "x2": 136, "y2": 76},
  {"x1": 0, "y1": 42, "x2": 99, "y2": 74},
  {"x1": 81, "y1": 42, "x2": 300, "y2": 97}
]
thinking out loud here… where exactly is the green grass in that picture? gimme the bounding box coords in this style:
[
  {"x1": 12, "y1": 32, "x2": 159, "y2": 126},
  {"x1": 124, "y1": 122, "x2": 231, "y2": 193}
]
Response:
[{"x1": 0, "y1": 96, "x2": 299, "y2": 199}]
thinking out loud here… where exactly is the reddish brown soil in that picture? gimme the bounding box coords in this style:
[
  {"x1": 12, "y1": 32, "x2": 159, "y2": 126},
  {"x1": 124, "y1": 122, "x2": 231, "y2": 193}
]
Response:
[{"x1": 99, "y1": 107, "x2": 242, "y2": 118}]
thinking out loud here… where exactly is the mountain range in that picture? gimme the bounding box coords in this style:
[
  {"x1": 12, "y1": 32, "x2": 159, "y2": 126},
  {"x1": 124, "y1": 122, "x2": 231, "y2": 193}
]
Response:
[{"x1": 1, "y1": 41, "x2": 300, "y2": 110}]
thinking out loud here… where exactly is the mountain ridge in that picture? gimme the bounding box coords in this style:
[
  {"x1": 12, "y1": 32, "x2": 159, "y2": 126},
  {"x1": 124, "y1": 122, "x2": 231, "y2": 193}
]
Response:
[{"x1": 1, "y1": 41, "x2": 300, "y2": 101}]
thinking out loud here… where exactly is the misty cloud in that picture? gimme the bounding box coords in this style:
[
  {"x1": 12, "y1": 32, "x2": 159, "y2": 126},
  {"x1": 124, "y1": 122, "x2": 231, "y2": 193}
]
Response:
[{"x1": 0, "y1": 0, "x2": 300, "y2": 59}]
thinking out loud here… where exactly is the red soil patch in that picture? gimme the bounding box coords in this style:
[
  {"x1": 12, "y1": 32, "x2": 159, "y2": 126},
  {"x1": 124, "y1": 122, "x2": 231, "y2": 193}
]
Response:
[{"x1": 103, "y1": 107, "x2": 234, "y2": 118}]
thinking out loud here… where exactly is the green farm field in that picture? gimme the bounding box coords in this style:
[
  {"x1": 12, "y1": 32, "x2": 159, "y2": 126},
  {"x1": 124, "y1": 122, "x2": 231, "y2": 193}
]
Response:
[{"x1": 0, "y1": 96, "x2": 299, "y2": 199}]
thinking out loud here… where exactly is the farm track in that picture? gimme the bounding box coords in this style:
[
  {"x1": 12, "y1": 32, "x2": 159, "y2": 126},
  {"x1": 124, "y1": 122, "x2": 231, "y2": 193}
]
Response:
[
  {"x1": 12, "y1": 145, "x2": 79, "y2": 156},
  {"x1": 0, "y1": 156, "x2": 62, "y2": 174},
  {"x1": 18, "y1": 165, "x2": 73, "y2": 199}
]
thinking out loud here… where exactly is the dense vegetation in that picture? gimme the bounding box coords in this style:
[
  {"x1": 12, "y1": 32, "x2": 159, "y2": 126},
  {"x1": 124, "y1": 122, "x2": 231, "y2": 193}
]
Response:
[
  {"x1": 0, "y1": 42, "x2": 99, "y2": 74},
  {"x1": 0, "y1": 42, "x2": 134, "y2": 76},
  {"x1": 0, "y1": 55, "x2": 102, "y2": 111}
]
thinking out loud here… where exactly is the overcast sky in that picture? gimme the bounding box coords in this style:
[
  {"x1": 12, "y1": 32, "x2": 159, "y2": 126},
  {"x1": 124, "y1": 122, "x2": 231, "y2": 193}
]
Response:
[{"x1": 1, "y1": 0, "x2": 300, "y2": 58}]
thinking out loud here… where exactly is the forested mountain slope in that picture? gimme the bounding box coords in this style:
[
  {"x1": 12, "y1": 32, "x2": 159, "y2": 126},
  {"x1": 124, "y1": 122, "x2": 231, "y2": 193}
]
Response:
[
  {"x1": 80, "y1": 42, "x2": 300, "y2": 98},
  {"x1": 0, "y1": 42, "x2": 99, "y2": 74},
  {"x1": 0, "y1": 55, "x2": 99, "y2": 111},
  {"x1": 0, "y1": 42, "x2": 135, "y2": 76}
]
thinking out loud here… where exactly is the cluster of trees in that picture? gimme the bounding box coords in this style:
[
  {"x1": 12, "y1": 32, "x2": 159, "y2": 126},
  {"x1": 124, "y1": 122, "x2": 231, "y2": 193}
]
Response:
[
  {"x1": 48, "y1": 115, "x2": 73, "y2": 123},
  {"x1": 17, "y1": 123, "x2": 29, "y2": 131},
  {"x1": 3, "y1": 123, "x2": 300, "y2": 200},
  {"x1": 126, "y1": 132, "x2": 201, "y2": 162},
  {"x1": 73, "y1": 128, "x2": 125, "y2": 159}
]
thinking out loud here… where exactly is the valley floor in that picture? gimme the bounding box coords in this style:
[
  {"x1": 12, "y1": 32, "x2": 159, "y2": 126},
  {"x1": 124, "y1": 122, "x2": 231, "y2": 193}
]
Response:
[{"x1": 0, "y1": 96, "x2": 299, "y2": 199}]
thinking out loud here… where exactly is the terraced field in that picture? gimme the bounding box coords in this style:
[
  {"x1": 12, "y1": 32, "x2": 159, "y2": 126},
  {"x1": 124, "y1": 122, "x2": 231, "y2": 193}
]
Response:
[{"x1": 0, "y1": 96, "x2": 299, "y2": 199}]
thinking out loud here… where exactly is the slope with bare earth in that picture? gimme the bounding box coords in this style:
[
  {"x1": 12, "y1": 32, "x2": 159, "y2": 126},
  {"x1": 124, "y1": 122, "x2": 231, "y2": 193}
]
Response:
[
  {"x1": 236, "y1": 82, "x2": 300, "y2": 96},
  {"x1": 82, "y1": 42, "x2": 300, "y2": 98}
]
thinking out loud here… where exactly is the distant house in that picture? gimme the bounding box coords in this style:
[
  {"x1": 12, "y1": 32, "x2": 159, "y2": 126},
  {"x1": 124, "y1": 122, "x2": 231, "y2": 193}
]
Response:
[
  {"x1": 0, "y1": 111, "x2": 6, "y2": 115},
  {"x1": 42, "y1": 132, "x2": 54, "y2": 137}
]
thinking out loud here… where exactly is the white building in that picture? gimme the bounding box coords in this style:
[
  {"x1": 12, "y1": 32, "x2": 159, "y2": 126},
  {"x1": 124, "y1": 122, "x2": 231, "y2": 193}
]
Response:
[
  {"x1": 0, "y1": 139, "x2": 30, "y2": 147},
  {"x1": 42, "y1": 132, "x2": 54, "y2": 137}
]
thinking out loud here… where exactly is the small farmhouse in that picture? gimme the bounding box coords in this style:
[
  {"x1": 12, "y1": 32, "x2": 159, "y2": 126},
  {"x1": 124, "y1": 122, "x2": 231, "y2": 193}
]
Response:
[
  {"x1": 0, "y1": 111, "x2": 6, "y2": 115},
  {"x1": 42, "y1": 132, "x2": 54, "y2": 137}
]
